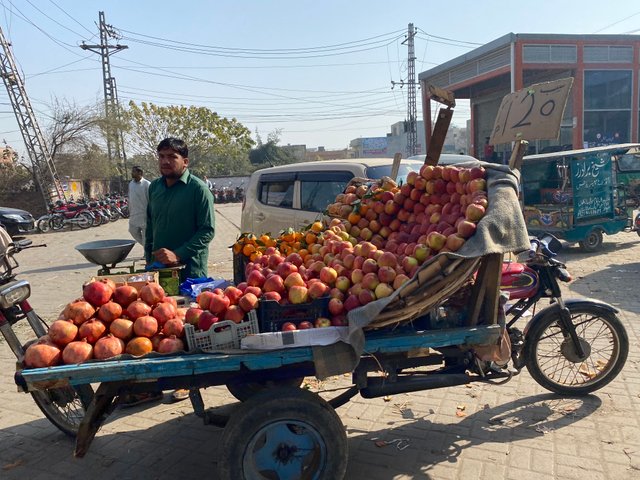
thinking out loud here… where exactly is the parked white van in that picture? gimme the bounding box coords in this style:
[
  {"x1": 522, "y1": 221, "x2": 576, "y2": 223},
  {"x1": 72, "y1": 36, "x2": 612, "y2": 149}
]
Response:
[{"x1": 240, "y1": 154, "x2": 476, "y2": 235}]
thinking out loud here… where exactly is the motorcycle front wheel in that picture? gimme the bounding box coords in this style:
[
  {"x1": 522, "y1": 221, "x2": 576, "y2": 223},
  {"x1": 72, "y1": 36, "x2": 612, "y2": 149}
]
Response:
[
  {"x1": 524, "y1": 304, "x2": 628, "y2": 395},
  {"x1": 31, "y1": 384, "x2": 94, "y2": 437}
]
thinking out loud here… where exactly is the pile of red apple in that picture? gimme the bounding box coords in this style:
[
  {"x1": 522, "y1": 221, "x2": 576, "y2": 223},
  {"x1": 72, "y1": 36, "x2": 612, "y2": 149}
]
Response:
[
  {"x1": 23, "y1": 279, "x2": 188, "y2": 368},
  {"x1": 228, "y1": 164, "x2": 489, "y2": 331},
  {"x1": 331, "y1": 164, "x2": 487, "y2": 255},
  {"x1": 183, "y1": 285, "x2": 259, "y2": 332}
]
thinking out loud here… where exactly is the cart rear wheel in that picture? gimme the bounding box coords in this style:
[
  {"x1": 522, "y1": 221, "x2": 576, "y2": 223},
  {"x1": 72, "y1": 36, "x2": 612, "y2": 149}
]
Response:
[
  {"x1": 31, "y1": 384, "x2": 94, "y2": 437},
  {"x1": 218, "y1": 387, "x2": 347, "y2": 480},
  {"x1": 578, "y1": 229, "x2": 603, "y2": 252}
]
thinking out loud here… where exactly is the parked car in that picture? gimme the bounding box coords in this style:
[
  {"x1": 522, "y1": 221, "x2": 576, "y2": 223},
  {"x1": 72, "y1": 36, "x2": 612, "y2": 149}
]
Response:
[
  {"x1": 240, "y1": 154, "x2": 476, "y2": 234},
  {"x1": 0, "y1": 206, "x2": 35, "y2": 236}
]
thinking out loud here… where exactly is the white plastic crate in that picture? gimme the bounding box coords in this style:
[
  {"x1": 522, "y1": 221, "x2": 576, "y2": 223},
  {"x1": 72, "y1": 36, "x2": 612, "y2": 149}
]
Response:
[{"x1": 184, "y1": 310, "x2": 259, "y2": 352}]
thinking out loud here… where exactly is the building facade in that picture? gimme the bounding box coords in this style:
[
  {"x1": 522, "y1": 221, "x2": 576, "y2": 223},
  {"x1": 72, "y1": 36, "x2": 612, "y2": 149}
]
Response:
[{"x1": 418, "y1": 33, "x2": 640, "y2": 158}]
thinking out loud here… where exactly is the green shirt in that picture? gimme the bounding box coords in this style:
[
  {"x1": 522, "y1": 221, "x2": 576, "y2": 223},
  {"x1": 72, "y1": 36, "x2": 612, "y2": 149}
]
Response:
[{"x1": 145, "y1": 169, "x2": 215, "y2": 280}]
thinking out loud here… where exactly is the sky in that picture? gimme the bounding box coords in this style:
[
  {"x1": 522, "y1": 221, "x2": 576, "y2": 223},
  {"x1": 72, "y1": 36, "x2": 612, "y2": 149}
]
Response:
[{"x1": 0, "y1": 0, "x2": 639, "y2": 159}]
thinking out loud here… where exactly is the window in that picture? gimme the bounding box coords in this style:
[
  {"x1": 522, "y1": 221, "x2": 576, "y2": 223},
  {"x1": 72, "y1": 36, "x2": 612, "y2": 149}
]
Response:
[
  {"x1": 365, "y1": 162, "x2": 423, "y2": 184},
  {"x1": 583, "y1": 70, "x2": 632, "y2": 146},
  {"x1": 258, "y1": 173, "x2": 295, "y2": 208},
  {"x1": 299, "y1": 171, "x2": 353, "y2": 212},
  {"x1": 617, "y1": 153, "x2": 640, "y2": 172}
]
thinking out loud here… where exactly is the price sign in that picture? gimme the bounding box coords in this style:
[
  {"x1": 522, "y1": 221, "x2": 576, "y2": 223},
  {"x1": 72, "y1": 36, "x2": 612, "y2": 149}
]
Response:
[{"x1": 490, "y1": 78, "x2": 573, "y2": 145}]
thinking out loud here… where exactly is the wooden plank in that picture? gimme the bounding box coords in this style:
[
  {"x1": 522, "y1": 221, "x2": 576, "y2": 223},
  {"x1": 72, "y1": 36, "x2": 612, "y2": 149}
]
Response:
[
  {"x1": 390, "y1": 152, "x2": 402, "y2": 180},
  {"x1": 467, "y1": 257, "x2": 490, "y2": 326},
  {"x1": 425, "y1": 108, "x2": 453, "y2": 166},
  {"x1": 19, "y1": 325, "x2": 502, "y2": 390},
  {"x1": 482, "y1": 253, "x2": 504, "y2": 326},
  {"x1": 428, "y1": 85, "x2": 456, "y2": 108},
  {"x1": 509, "y1": 139, "x2": 529, "y2": 170}
]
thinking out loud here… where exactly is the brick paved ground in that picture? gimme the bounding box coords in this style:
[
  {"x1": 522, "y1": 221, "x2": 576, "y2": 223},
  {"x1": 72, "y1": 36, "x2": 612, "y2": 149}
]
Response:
[{"x1": 0, "y1": 203, "x2": 639, "y2": 479}]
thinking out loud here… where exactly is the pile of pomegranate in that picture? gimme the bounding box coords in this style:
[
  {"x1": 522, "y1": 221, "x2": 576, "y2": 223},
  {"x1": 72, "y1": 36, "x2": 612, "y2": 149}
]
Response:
[
  {"x1": 24, "y1": 280, "x2": 188, "y2": 368},
  {"x1": 183, "y1": 285, "x2": 260, "y2": 332}
]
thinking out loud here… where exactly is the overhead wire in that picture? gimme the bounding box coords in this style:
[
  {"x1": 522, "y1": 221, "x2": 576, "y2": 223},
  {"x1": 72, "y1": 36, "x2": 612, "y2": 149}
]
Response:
[
  {"x1": 24, "y1": 0, "x2": 91, "y2": 40},
  {"x1": 48, "y1": 0, "x2": 94, "y2": 36}
]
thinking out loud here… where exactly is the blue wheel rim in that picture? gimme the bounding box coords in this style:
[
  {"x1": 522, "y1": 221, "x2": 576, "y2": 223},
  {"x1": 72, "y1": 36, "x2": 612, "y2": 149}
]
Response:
[{"x1": 243, "y1": 419, "x2": 327, "y2": 480}]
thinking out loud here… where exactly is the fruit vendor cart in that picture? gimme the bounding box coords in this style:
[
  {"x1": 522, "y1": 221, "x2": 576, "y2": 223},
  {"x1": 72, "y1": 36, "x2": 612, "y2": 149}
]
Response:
[{"x1": 14, "y1": 157, "x2": 532, "y2": 479}]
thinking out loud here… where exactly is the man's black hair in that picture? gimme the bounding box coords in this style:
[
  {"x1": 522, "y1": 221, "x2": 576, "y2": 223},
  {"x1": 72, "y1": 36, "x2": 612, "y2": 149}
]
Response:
[
  {"x1": 157, "y1": 137, "x2": 188, "y2": 157},
  {"x1": 132, "y1": 166, "x2": 143, "y2": 174}
]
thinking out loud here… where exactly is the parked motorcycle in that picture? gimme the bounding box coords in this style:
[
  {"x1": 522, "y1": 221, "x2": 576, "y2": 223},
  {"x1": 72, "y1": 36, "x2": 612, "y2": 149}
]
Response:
[
  {"x1": 502, "y1": 233, "x2": 629, "y2": 395},
  {"x1": 0, "y1": 228, "x2": 93, "y2": 436}
]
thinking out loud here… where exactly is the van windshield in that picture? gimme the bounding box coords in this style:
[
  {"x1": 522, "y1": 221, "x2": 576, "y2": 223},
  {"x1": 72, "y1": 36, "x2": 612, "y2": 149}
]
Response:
[{"x1": 365, "y1": 161, "x2": 423, "y2": 184}]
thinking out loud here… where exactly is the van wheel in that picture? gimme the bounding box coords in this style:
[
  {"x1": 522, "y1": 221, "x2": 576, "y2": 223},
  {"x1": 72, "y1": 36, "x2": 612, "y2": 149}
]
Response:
[{"x1": 578, "y1": 229, "x2": 603, "y2": 252}]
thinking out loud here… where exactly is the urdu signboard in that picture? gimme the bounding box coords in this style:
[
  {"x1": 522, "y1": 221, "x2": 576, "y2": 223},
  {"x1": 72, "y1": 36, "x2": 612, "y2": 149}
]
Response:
[{"x1": 361, "y1": 137, "x2": 388, "y2": 156}]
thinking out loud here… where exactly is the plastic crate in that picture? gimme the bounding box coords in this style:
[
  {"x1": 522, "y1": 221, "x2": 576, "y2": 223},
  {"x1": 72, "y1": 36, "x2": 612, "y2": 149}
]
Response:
[
  {"x1": 258, "y1": 296, "x2": 330, "y2": 332},
  {"x1": 184, "y1": 310, "x2": 259, "y2": 352},
  {"x1": 233, "y1": 252, "x2": 248, "y2": 285}
]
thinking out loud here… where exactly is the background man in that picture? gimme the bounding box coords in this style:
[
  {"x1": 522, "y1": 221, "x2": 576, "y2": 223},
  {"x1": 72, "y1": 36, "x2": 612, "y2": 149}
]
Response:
[
  {"x1": 128, "y1": 166, "x2": 150, "y2": 246},
  {"x1": 145, "y1": 137, "x2": 215, "y2": 281}
]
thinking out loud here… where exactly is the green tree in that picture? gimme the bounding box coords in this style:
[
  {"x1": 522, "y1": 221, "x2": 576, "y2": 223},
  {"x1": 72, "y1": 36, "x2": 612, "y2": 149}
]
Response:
[{"x1": 124, "y1": 102, "x2": 254, "y2": 175}]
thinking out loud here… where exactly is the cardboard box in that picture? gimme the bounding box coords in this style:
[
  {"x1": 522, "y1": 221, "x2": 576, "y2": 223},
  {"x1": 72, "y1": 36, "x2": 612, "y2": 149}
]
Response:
[
  {"x1": 91, "y1": 271, "x2": 159, "y2": 292},
  {"x1": 241, "y1": 326, "x2": 349, "y2": 350},
  {"x1": 157, "y1": 268, "x2": 181, "y2": 296}
]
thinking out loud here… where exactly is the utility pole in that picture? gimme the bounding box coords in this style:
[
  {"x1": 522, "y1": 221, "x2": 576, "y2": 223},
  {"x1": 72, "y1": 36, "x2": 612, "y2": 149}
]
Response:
[
  {"x1": 391, "y1": 23, "x2": 419, "y2": 157},
  {"x1": 0, "y1": 26, "x2": 66, "y2": 209},
  {"x1": 80, "y1": 11, "x2": 128, "y2": 184}
]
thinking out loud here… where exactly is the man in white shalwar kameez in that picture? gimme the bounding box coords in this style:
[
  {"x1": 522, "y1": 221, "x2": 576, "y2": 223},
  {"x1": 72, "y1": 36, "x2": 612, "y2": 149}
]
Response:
[{"x1": 128, "y1": 166, "x2": 150, "y2": 246}]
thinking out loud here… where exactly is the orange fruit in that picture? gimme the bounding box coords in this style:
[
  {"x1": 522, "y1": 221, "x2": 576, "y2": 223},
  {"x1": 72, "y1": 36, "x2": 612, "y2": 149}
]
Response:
[
  {"x1": 305, "y1": 232, "x2": 317, "y2": 245},
  {"x1": 347, "y1": 212, "x2": 361, "y2": 225},
  {"x1": 310, "y1": 221, "x2": 324, "y2": 233},
  {"x1": 242, "y1": 244, "x2": 256, "y2": 256}
]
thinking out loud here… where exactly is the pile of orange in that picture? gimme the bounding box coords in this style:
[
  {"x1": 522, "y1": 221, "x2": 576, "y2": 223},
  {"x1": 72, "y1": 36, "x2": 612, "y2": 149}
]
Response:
[{"x1": 232, "y1": 221, "x2": 326, "y2": 262}]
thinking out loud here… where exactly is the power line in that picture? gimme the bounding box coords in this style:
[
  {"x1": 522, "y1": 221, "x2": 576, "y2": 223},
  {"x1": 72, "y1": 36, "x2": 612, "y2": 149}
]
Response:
[
  {"x1": 119, "y1": 27, "x2": 406, "y2": 54},
  {"x1": 48, "y1": 0, "x2": 94, "y2": 36},
  {"x1": 416, "y1": 28, "x2": 483, "y2": 46},
  {"x1": 23, "y1": 0, "x2": 90, "y2": 39},
  {"x1": 593, "y1": 11, "x2": 640, "y2": 33}
]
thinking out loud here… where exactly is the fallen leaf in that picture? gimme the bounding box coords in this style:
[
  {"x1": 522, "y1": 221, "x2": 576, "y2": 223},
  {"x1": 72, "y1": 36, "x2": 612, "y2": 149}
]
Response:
[
  {"x1": 456, "y1": 410, "x2": 467, "y2": 417},
  {"x1": 383, "y1": 396, "x2": 392, "y2": 402},
  {"x1": 375, "y1": 441, "x2": 387, "y2": 448},
  {"x1": 2, "y1": 459, "x2": 25, "y2": 471}
]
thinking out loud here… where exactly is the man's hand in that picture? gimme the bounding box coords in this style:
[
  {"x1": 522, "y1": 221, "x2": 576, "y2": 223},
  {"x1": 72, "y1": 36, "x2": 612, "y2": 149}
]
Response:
[{"x1": 152, "y1": 248, "x2": 180, "y2": 266}]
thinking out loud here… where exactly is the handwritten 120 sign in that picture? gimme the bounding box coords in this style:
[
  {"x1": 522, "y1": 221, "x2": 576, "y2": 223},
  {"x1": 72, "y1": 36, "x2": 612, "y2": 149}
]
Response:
[{"x1": 490, "y1": 78, "x2": 574, "y2": 145}]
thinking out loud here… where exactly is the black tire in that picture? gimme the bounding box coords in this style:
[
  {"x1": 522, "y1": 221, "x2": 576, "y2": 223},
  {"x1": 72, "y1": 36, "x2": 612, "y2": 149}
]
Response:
[
  {"x1": 635, "y1": 213, "x2": 640, "y2": 237},
  {"x1": 50, "y1": 214, "x2": 65, "y2": 231},
  {"x1": 36, "y1": 216, "x2": 51, "y2": 233},
  {"x1": 91, "y1": 212, "x2": 103, "y2": 227},
  {"x1": 524, "y1": 304, "x2": 628, "y2": 395},
  {"x1": 578, "y1": 229, "x2": 603, "y2": 252},
  {"x1": 76, "y1": 212, "x2": 93, "y2": 229},
  {"x1": 31, "y1": 384, "x2": 94, "y2": 437},
  {"x1": 218, "y1": 387, "x2": 347, "y2": 480}
]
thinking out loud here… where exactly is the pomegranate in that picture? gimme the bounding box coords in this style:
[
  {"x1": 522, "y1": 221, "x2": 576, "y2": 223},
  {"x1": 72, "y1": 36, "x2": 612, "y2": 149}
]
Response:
[
  {"x1": 133, "y1": 315, "x2": 158, "y2": 338},
  {"x1": 162, "y1": 318, "x2": 184, "y2": 338},
  {"x1": 125, "y1": 337, "x2": 153, "y2": 356},
  {"x1": 62, "y1": 339, "x2": 93, "y2": 364},
  {"x1": 78, "y1": 319, "x2": 107, "y2": 344},
  {"x1": 48, "y1": 319, "x2": 78, "y2": 347},
  {"x1": 150, "y1": 333, "x2": 165, "y2": 351},
  {"x1": 97, "y1": 301, "x2": 123, "y2": 323},
  {"x1": 157, "y1": 335, "x2": 184, "y2": 354},
  {"x1": 83, "y1": 280, "x2": 113, "y2": 307},
  {"x1": 113, "y1": 285, "x2": 138, "y2": 307},
  {"x1": 24, "y1": 341, "x2": 61, "y2": 368},
  {"x1": 126, "y1": 300, "x2": 152, "y2": 320},
  {"x1": 139, "y1": 282, "x2": 165, "y2": 306},
  {"x1": 99, "y1": 278, "x2": 117, "y2": 294},
  {"x1": 63, "y1": 300, "x2": 95, "y2": 326},
  {"x1": 162, "y1": 296, "x2": 178, "y2": 309},
  {"x1": 110, "y1": 318, "x2": 134, "y2": 340},
  {"x1": 93, "y1": 335, "x2": 124, "y2": 360},
  {"x1": 152, "y1": 302, "x2": 177, "y2": 326}
]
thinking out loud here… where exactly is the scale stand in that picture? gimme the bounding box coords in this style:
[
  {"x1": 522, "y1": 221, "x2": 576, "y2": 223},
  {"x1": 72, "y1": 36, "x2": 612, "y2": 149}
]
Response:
[{"x1": 96, "y1": 257, "x2": 146, "y2": 276}]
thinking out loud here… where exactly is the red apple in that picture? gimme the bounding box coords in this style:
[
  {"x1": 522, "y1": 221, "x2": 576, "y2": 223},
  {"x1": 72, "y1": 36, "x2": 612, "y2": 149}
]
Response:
[
  {"x1": 262, "y1": 291, "x2": 282, "y2": 302},
  {"x1": 208, "y1": 293, "x2": 231, "y2": 315},
  {"x1": 224, "y1": 286, "x2": 243, "y2": 306},
  {"x1": 298, "y1": 321, "x2": 314, "y2": 330},
  {"x1": 465, "y1": 204, "x2": 486, "y2": 222},
  {"x1": 198, "y1": 311, "x2": 218, "y2": 331},
  {"x1": 281, "y1": 322, "x2": 297, "y2": 332},
  {"x1": 288, "y1": 285, "x2": 309, "y2": 304},
  {"x1": 328, "y1": 298, "x2": 344, "y2": 316},
  {"x1": 284, "y1": 272, "x2": 306, "y2": 289}
]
